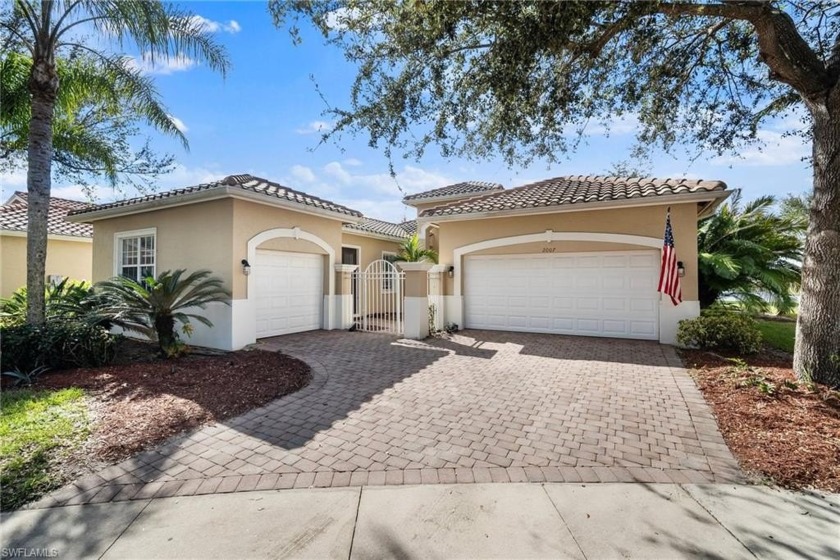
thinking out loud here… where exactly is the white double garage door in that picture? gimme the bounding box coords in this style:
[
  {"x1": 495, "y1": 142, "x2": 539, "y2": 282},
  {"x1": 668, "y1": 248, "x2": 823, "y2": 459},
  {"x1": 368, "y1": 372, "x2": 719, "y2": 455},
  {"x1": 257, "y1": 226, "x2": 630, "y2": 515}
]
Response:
[
  {"x1": 254, "y1": 250, "x2": 323, "y2": 338},
  {"x1": 464, "y1": 250, "x2": 660, "y2": 340}
]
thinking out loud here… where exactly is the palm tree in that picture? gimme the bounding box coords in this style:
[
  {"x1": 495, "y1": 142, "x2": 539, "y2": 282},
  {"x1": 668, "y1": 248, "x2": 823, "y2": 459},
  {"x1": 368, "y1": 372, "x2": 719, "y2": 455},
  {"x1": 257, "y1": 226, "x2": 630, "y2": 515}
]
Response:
[
  {"x1": 2, "y1": 1, "x2": 229, "y2": 326},
  {"x1": 698, "y1": 191, "x2": 804, "y2": 314},
  {"x1": 394, "y1": 234, "x2": 438, "y2": 263},
  {"x1": 1, "y1": 51, "x2": 179, "y2": 192},
  {"x1": 96, "y1": 269, "x2": 230, "y2": 357}
]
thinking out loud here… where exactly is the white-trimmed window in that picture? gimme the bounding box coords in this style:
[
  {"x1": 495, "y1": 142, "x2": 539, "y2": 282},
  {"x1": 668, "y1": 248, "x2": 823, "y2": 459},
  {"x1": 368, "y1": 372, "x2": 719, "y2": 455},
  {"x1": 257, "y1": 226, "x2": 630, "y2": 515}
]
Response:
[{"x1": 115, "y1": 228, "x2": 156, "y2": 282}]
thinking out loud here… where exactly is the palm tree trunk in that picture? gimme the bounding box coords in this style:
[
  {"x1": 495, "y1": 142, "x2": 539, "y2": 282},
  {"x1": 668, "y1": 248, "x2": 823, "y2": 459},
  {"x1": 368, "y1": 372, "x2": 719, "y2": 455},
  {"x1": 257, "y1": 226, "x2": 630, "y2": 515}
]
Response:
[
  {"x1": 794, "y1": 88, "x2": 840, "y2": 388},
  {"x1": 25, "y1": 58, "x2": 59, "y2": 326}
]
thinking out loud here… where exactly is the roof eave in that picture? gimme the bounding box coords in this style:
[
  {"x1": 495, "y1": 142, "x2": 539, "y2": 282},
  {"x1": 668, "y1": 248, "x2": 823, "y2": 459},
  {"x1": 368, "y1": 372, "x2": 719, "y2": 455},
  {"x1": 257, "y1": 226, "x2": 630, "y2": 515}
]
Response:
[
  {"x1": 342, "y1": 226, "x2": 407, "y2": 242},
  {"x1": 697, "y1": 190, "x2": 732, "y2": 218},
  {"x1": 1, "y1": 229, "x2": 92, "y2": 242},
  {"x1": 67, "y1": 186, "x2": 363, "y2": 224},
  {"x1": 418, "y1": 190, "x2": 731, "y2": 222}
]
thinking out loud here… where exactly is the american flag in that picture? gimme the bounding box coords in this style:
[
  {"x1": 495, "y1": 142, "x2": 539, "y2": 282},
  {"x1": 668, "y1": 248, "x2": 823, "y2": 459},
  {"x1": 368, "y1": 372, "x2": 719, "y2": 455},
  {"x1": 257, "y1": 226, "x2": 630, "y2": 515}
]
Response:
[{"x1": 658, "y1": 209, "x2": 682, "y2": 305}]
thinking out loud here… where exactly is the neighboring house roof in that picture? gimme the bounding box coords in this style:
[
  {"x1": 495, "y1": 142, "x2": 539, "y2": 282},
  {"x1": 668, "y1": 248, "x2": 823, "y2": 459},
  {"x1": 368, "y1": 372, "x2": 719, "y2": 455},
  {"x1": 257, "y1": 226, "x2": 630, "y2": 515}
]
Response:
[
  {"x1": 343, "y1": 217, "x2": 414, "y2": 240},
  {"x1": 1, "y1": 192, "x2": 93, "y2": 238},
  {"x1": 419, "y1": 175, "x2": 728, "y2": 218},
  {"x1": 403, "y1": 181, "x2": 504, "y2": 204},
  {"x1": 399, "y1": 219, "x2": 417, "y2": 235},
  {"x1": 68, "y1": 174, "x2": 363, "y2": 220}
]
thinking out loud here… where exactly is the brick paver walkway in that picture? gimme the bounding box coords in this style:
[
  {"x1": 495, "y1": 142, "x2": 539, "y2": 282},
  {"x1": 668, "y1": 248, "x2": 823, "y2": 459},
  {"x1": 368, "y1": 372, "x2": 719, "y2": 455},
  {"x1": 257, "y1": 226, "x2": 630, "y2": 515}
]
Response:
[{"x1": 32, "y1": 331, "x2": 742, "y2": 508}]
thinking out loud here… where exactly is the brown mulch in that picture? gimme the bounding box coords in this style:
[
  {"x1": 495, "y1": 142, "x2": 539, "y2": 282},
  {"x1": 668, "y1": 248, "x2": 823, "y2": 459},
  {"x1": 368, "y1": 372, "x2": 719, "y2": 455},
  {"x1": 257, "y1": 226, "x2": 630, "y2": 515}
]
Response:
[
  {"x1": 681, "y1": 347, "x2": 840, "y2": 492},
  {"x1": 35, "y1": 340, "x2": 311, "y2": 467}
]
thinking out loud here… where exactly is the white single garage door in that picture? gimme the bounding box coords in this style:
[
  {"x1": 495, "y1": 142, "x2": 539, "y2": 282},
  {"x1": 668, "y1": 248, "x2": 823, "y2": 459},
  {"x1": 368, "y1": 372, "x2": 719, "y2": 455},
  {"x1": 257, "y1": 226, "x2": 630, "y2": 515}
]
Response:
[
  {"x1": 254, "y1": 250, "x2": 323, "y2": 338},
  {"x1": 464, "y1": 250, "x2": 660, "y2": 340}
]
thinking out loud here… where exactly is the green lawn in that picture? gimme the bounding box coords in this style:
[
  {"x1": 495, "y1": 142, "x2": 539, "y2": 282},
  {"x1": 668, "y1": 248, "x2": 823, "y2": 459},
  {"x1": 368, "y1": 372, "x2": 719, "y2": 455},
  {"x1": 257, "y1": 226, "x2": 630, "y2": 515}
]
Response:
[
  {"x1": 756, "y1": 319, "x2": 796, "y2": 353},
  {"x1": 0, "y1": 387, "x2": 90, "y2": 510}
]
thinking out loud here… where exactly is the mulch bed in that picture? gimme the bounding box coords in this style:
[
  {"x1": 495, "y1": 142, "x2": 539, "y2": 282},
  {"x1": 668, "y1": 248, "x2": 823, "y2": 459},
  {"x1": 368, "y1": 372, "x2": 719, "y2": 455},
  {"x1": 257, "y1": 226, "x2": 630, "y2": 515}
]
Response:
[
  {"x1": 36, "y1": 340, "x2": 311, "y2": 468},
  {"x1": 681, "y1": 347, "x2": 840, "y2": 492}
]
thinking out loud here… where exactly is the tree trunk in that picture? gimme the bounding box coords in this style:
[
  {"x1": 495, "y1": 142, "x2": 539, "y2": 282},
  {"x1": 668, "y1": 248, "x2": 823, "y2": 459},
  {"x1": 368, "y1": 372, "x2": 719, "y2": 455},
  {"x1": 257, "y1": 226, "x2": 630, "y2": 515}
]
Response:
[
  {"x1": 155, "y1": 314, "x2": 176, "y2": 356},
  {"x1": 794, "y1": 88, "x2": 840, "y2": 388},
  {"x1": 697, "y1": 273, "x2": 719, "y2": 309},
  {"x1": 25, "y1": 58, "x2": 59, "y2": 326}
]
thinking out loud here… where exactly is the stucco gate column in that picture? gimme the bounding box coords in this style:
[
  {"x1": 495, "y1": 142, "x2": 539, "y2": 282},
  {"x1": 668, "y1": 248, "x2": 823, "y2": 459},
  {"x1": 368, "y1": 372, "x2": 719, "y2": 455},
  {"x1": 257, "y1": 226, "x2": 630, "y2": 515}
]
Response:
[
  {"x1": 398, "y1": 262, "x2": 434, "y2": 339},
  {"x1": 334, "y1": 264, "x2": 358, "y2": 330}
]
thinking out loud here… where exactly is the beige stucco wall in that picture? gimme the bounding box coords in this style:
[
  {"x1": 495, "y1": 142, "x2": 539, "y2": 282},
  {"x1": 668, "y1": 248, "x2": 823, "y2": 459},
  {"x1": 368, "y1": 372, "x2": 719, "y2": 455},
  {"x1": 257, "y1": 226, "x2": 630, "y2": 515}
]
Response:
[
  {"x1": 1, "y1": 235, "x2": 93, "y2": 297},
  {"x1": 435, "y1": 203, "x2": 699, "y2": 300},
  {"x1": 91, "y1": 199, "x2": 235, "y2": 292},
  {"x1": 231, "y1": 199, "x2": 346, "y2": 300},
  {"x1": 89, "y1": 198, "x2": 351, "y2": 301},
  {"x1": 340, "y1": 232, "x2": 402, "y2": 271}
]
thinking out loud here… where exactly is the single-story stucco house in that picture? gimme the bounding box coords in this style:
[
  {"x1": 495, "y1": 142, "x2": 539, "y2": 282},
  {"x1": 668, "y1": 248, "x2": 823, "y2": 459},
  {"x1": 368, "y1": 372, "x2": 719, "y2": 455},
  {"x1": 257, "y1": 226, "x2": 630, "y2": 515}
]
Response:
[
  {"x1": 1, "y1": 192, "x2": 93, "y2": 297},
  {"x1": 67, "y1": 173, "x2": 729, "y2": 350}
]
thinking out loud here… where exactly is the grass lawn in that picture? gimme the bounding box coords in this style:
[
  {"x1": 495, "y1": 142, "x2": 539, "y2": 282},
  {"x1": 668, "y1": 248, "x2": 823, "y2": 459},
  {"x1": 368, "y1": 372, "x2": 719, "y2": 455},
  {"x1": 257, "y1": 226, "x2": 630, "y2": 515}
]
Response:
[
  {"x1": 0, "y1": 388, "x2": 90, "y2": 511},
  {"x1": 756, "y1": 319, "x2": 796, "y2": 353}
]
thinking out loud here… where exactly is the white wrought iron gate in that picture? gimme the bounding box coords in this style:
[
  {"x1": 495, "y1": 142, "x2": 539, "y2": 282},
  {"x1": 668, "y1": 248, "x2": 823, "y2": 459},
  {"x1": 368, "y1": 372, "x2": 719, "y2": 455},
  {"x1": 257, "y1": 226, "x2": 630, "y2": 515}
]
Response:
[{"x1": 353, "y1": 259, "x2": 405, "y2": 335}]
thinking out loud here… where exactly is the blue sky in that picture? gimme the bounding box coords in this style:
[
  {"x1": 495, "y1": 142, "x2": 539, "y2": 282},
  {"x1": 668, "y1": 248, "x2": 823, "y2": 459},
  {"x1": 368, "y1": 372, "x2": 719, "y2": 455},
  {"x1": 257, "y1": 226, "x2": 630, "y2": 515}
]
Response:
[{"x1": 1, "y1": 1, "x2": 813, "y2": 223}]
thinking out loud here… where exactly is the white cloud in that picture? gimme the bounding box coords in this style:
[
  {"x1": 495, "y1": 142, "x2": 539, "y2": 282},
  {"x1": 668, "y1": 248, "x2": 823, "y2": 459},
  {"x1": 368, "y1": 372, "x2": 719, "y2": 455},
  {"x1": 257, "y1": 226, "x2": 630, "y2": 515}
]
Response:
[
  {"x1": 281, "y1": 161, "x2": 454, "y2": 222},
  {"x1": 127, "y1": 53, "x2": 196, "y2": 75},
  {"x1": 324, "y1": 7, "x2": 355, "y2": 30},
  {"x1": 155, "y1": 164, "x2": 226, "y2": 190},
  {"x1": 189, "y1": 15, "x2": 241, "y2": 34},
  {"x1": 51, "y1": 184, "x2": 115, "y2": 202},
  {"x1": 167, "y1": 115, "x2": 188, "y2": 134},
  {"x1": 711, "y1": 129, "x2": 809, "y2": 167},
  {"x1": 290, "y1": 165, "x2": 316, "y2": 183},
  {"x1": 322, "y1": 161, "x2": 452, "y2": 197},
  {"x1": 583, "y1": 113, "x2": 640, "y2": 136},
  {"x1": 295, "y1": 120, "x2": 334, "y2": 135},
  {"x1": 0, "y1": 169, "x2": 27, "y2": 189}
]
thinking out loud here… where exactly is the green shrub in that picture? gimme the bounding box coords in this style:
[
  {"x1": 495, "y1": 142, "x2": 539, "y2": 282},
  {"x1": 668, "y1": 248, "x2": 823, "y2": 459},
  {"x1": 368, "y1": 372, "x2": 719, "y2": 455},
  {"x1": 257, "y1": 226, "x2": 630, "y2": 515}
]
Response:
[
  {"x1": 677, "y1": 308, "x2": 763, "y2": 354},
  {"x1": 0, "y1": 278, "x2": 111, "y2": 328},
  {"x1": 0, "y1": 322, "x2": 120, "y2": 372}
]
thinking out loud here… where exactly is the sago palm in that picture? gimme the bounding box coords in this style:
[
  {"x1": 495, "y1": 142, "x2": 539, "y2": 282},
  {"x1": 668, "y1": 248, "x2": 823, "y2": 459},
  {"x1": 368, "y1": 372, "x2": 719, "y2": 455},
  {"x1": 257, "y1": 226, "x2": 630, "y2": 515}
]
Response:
[
  {"x1": 2, "y1": 0, "x2": 229, "y2": 325},
  {"x1": 96, "y1": 269, "x2": 230, "y2": 356},
  {"x1": 698, "y1": 191, "x2": 804, "y2": 314},
  {"x1": 395, "y1": 234, "x2": 439, "y2": 263}
]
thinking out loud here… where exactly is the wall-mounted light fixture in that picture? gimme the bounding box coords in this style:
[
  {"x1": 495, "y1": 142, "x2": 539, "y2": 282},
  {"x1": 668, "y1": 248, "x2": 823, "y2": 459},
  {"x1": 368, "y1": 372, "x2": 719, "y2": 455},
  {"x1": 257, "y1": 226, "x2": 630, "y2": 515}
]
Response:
[
  {"x1": 447, "y1": 265, "x2": 455, "y2": 279},
  {"x1": 241, "y1": 259, "x2": 251, "y2": 276},
  {"x1": 677, "y1": 261, "x2": 685, "y2": 278}
]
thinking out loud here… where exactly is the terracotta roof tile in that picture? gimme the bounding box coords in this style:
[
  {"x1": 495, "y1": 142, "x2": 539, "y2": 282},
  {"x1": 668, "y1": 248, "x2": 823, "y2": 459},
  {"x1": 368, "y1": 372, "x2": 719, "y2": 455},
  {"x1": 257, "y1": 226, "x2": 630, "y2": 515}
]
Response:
[
  {"x1": 344, "y1": 217, "x2": 413, "y2": 239},
  {"x1": 1, "y1": 193, "x2": 93, "y2": 237},
  {"x1": 69, "y1": 174, "x2": 363, "y2": 219},
  {"x1": 403, "y1": 181, "x2": 504, "y2": 202},
  {"x1": 399, "y1": 219, "x2": 417, "y2": 235},
  {"x1": 419, "y1": 175, "x2": 727, "y2": 218}
]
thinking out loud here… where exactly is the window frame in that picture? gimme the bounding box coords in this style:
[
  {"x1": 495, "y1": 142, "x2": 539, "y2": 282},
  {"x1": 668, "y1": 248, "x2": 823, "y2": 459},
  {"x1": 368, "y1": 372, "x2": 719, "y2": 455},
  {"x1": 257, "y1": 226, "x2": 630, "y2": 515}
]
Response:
[{"x1": 114, "y1": 227, "x2": 157, "y2": 282}]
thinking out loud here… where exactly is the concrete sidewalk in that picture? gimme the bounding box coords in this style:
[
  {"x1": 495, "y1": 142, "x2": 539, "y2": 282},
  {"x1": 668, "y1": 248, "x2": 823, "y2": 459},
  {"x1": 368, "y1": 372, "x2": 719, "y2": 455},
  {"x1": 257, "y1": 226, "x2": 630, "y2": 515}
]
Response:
[{"x1": 2, "y1": 483, "x2": 838, "y2": 559}]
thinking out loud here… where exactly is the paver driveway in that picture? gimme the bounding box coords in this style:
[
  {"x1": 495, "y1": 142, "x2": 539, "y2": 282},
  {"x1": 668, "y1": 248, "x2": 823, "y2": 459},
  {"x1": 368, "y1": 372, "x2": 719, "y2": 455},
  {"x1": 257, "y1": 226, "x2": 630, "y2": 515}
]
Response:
[{"x1": 36, "y1": 331, "x2": 742, "y2": 507}]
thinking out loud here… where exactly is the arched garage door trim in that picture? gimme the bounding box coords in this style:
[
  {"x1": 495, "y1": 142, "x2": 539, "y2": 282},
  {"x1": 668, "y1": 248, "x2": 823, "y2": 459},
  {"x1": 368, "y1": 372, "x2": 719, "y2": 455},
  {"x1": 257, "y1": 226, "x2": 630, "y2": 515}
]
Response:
[{"x1": 246, "y1": 227, "x2": 336, "y2": 331}]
